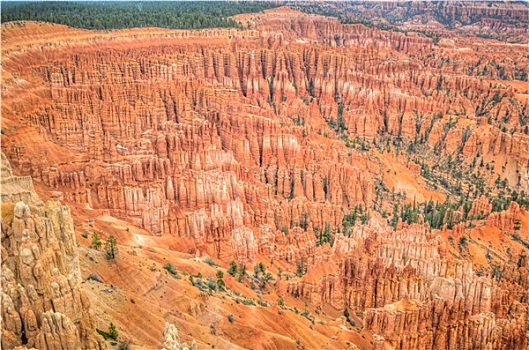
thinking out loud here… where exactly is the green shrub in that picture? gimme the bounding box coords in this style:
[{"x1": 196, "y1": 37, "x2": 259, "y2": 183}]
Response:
[
  {"x1": 97, "y1": 322, "x2": 118, "y2": 341},
  {"x1": 512, "y1": 233, "x2": 529, "y2": 249},
  {"x1": 204, "y1": 258, "x2": 218, "y2": 267},
  {"x1": 344, "y1": 308, "x2": 355, "y2": 327},
  {"x1": 108, "y1": 323, "x2": 118, "y2": 340},
  {"x1": 163, "y1": 263, "x2": 180, "y2": 279},
  {"x1": 458, "y1": 236, "x2": 468, "y2": 253},
  {"x1": 257, "y1": 299, "x2": 269, "y2": 307},
  {"x1": 96, "y1": 329, "x2": 109, "y2": 340}
]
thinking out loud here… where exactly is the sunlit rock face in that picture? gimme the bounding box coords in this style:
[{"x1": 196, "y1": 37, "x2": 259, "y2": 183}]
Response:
[{"x1": 1, "y1": 154, "x2": 106, "y2": 349}]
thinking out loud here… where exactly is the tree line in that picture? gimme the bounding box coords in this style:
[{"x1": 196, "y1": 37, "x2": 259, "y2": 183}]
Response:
[{"x1": 2, "y1": 1, "x2": 281, "y2": 30}]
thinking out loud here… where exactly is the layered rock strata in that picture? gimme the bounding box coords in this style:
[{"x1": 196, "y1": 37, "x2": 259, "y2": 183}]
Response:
[{"x1": 1, "y1": 153, "x2": 105, "y2": 350}]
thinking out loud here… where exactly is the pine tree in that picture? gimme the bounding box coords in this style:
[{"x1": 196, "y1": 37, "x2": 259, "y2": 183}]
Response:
[
  {"x1": 105, "y1": 235, "x2": 118, "y2": 260},
  {"x1": 91, "y1": 232, "x2": 102, "y2": 250},
  {"x1": 322, "y1": 222, "x2": 332, "y2": 245},
  {"x1": 238, "y1": 263, "x2": 246, "y2": 282},
  {"x1": 227, "y1": 260, "x2": 238, "y2": 276},
  {"x1": 258, "y1": 262, "x2": 266, "y2": 274},
  {"x1": 216, "y1": 270, "x2": 225, "y2": 290}
]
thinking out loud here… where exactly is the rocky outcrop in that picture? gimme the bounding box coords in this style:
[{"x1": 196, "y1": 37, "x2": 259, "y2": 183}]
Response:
[
  {"x1": 364, "y1": 300, "x2": 511, "y2": 350},
  {"x1": 0, "y1": 154, "x2": 105, "y2": 350},
  {"x1": 468, "y1": 196, "x2": 492, "y2": 218},
  {"x1": 287, "y1": 213, "x2": 528, "y2": 350},
  {"x1": 364, "y1": 296, "x2": 528, "y2": 350},
  {"x1": 161, "y1": 323, "x2": 196, "y2": 350},
  {"x1": 292, "y1": 1, "x2": 529, "y2": 44},
  {"x1": 486, "y1": 201, "x2": 525, "y2": 232}
]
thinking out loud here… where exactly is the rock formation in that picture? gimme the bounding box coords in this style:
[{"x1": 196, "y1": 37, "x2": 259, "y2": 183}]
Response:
[
  {"x1": 468, "y1": 196, "x2": 492, "y2": 218},
  {"x1": 291, "y1": 1, "x2": 529, "y2": 44},
  {"x1": 486, "y1": 201, "x2": 526, "y2": 232},
  {"x1": 1, "y1": 153, "x2": 105, "y2": 350},
  {"x1": 287, "y1": 213, "x2": 528, "y2": 350},
  {"x1": 1, "y1": 4, "x2": 528, "y2": 349},
  {"x1": 160, "y1": 322, "x2": 197, "y2": 350}
]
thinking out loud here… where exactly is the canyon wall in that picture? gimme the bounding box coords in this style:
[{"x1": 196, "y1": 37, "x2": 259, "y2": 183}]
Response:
[
  {"x1": 4, "y1": 12, "x2": 528, "y2": 261},
  {"x1": 1, "y1": 6, "x2": 528, "y2": 349},
  {"x1": 286, "y1": 214, "x2": 528, "y2": 350},
  {"x1": 1, "y1": 153, "x2": 105, "y2": 349}
]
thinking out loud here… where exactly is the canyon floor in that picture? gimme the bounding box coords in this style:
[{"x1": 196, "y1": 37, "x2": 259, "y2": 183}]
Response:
[{"x1": 2, "y1": 3, "x2": 529, "y2": 350}]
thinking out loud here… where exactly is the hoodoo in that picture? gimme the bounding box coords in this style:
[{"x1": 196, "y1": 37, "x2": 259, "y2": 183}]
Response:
[{"x1": 1, "y1": 2, "x2": 528, "y2": 349}]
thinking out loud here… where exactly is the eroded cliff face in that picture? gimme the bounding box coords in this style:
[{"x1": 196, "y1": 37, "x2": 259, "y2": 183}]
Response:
[
  {"x1": 4, "y1": 18, "x2": 528, "y2": 257},
  {"x1": 1, "y1": 153, "x2": 105, "y2": 350},
  {"x1": 291, "y1": 1, "x2": 529, "y2": 44},
  {"x1": 3, "y1": 19, "x2": 382, "y2": 263},
  {"x1": 1, "y1": 6, "x2": 528, "y2": 350},
  {"x1": 286, "y1": 214, "x2": 528, "y2": 350}
]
